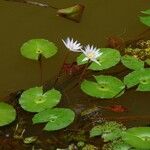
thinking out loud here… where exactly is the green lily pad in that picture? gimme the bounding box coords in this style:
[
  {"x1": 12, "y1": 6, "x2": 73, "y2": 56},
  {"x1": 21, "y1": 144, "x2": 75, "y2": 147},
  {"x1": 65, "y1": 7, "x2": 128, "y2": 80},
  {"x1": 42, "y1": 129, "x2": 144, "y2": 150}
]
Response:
[
  {"x1": 77, "y1": 48, "x2": 121, "y2": 71},
  {"x1": 81, "y1": 75, "x2": 125, "y2": 99},
  {"x1": 21, "y1": 39, "x2": 58, "y2": 60},
  {"x1": 0, "y1": 102, "x2": 16, "y2": 126},
  {"x1": 121, "y1": 55, "x2": 144, "y2": 70},
  {"x1": 140, "y1": 16, "x2": 150, "y2": 27},
  {"x1": 141, "y1": 9, "x2": 150, "y2": 15},
  {"x1": 19, "y1": 87, "x2": 61, "y2": 112},
  {"x1": 122, "y1": 127, "x2": 150, "y2": 149},
  {"x1": 124, "y1": 68, "x2": 150, "y2": 91},
  {"x1": 32, "y1": 108, "x2": 75, "y2": 131}
]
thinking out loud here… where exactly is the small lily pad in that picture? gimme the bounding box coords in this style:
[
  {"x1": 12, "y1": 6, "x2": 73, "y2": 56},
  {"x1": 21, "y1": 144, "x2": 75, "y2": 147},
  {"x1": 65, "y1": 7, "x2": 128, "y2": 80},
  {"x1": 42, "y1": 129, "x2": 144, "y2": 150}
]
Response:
[
  {"x1": 141, "y1": 9, "x2": 150, "y2": 15},
  {"x1": 81, "y1": 75, "x2": 125, "y2": 99},
  {"x1": 140, "y1": 16, "x2": 150, "y2": 27},
  {"x1": 0, "y1": 102, "x2": 16, "y2": 126},
  {"x1": 77, "y1": 48, "x2": 121, "y2": 71},
  {"x1": 57, "y1": 4, "x2": 85, "y2": 23},
  {"x1": 121, "y1": 55, "x2": 144, "y2": 70},
  {"x1": 124, "y1": 68, "x2": 150, "y2": 91},
  {"x1": 32, "y1": 108, "x2": 75, "y2": 131},
  {"x1": 122, "y1": 127, "x2": 150, "y2": 149},
  {"x1": 19, "y1": 87, "x2": 61, "y2": 112},
  {"x1": 21, "y1": 39, "x2": 58, "y2": 60}
]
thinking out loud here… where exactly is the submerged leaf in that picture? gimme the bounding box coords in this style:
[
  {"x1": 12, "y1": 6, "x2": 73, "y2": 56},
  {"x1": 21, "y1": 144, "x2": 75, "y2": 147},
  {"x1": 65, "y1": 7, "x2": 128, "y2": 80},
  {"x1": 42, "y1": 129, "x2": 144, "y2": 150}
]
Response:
[
  {"x1": 81, "y1": 75, "x2": 125, "y2": 99},
  {"x1": 121, "y1": 55, "x2": 144, "y2": 70},
  {"x1": 77, "y1": 48, "x2": 121, "y2": 70},
  {"x1": 21, "y1": 39, "x2": 57, "y2": 60},
  {"x1": 57, "y1": 4, "x2": 85, "y2": 23},
  {"x1": 124, "y1": 68, "x2": 150, "y2": 91},
  {"x1": 122, "y1": 127, "x2": 150, "y2": 149},
  {"x1": 33, "y1": 108, "x2": 75, "y2": 131},
  {"x1": 0, "y1": 102, "x2": 16, "y2": 126},
  {"x1": 19, "y1": 87, "x2": 61, "y2": 112}
]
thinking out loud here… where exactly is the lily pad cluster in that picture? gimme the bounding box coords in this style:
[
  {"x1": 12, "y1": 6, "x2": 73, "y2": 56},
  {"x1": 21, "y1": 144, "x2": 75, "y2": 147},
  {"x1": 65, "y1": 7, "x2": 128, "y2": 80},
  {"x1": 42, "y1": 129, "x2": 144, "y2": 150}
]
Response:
[
  {"x1": 90, "y1": 121, "x2": 150, "y2": 150},
  {"x1": 0, "y1": 102, "x2": 16, "y2": 126},
  {"x1": 140, "y1": 9, "x2": 150, "y2": 27},
  {"x1": 81, "y1": 75, "x2": 125, "y2": 99},
  {"x1": 19, "y1": 87, "x2": 75, "y2": 131}
]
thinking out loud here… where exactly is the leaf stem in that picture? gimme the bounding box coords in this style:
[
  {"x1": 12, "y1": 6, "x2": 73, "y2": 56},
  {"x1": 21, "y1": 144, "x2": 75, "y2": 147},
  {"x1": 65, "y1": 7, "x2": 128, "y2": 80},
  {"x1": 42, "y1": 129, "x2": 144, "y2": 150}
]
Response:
[{"x1": 38, "y1": 55, "x2": 43, "y2": 85}]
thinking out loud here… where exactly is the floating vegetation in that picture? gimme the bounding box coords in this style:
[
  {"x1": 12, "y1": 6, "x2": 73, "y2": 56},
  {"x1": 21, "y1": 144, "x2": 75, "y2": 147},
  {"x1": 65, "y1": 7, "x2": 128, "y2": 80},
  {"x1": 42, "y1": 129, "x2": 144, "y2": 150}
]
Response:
[
  {"x1": 124, "y1": 68, "x2": 150, "y2": 91},
  {"x1": 23, "y1": 136, "x2": 38, "y2": 144},
  {"x1": 140, "y1": 9, "x2": 150, "y2": 27},
  {"x1": 0, "y1": 102, "x2": 16, "y2": 126},
  {"x1": 122, "y1": 127, "x2": 150, "y2": 149},
  {"x1": 121, "y1": 55, "x2": 144, "y2": 70},
  {"x1": 81, "y1": 75, "x2": 125, "y2": 99},
  {"x1": 77, "y1": 48, "x2": 121, "y2": 70},
  {"x1": 20, "y1": 39, "x2": 57, "y2": 60},
  {"x1": 19, "y1": 87, "x2": 61, "y2": 112},
  {"x1": 32, "y1": 108, "x2": 75, "y2": 131},
  {"x1": 90, "y1": 121, "x2": 126, "y2": 142}
]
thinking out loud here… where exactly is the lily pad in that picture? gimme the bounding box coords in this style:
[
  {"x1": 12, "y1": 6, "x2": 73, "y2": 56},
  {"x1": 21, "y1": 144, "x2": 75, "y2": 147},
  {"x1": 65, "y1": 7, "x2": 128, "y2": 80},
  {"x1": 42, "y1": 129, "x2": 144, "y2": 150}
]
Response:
[
  {"x1": 21, "y1": 39, "x2": 58, "y2": 60},
  {"x1": 81, "y1": 75, "x2": 125, "y2": 99},
  {"x1": 77, "y1": 48, "x2": 121, "y2": 71},
  {"x1": 57, "y1": 4, "x2": 85, "y2": 23},
  {"x1": 0, "y1": 102, "x2": 16, "y2": 126},
  {"x1": 141, "y1": 9, "x2": 150, "y2": 15},
  {"x1": 140, "y1": 16, "x2": 150, "y2": 27},
  {"x1": 124, "y1": 68, "x2": 150, "y2": 91},
  {"x1": 121, "y1": 55, "x2": 144, "y2": 70},
  {"x1": 32, "y1": 108, "x2": 75, "y2": 131},
  {"x1": 122, "y1": 127, "x2": 150, "y2": 149},
  {"x1": 19, "y1": 87, "x2": 61, "y2": 112}
]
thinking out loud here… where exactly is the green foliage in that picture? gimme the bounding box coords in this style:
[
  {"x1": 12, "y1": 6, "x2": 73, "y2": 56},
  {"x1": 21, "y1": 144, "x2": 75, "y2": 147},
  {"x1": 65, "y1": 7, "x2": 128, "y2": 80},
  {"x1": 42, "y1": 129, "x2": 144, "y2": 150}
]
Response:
[
  {"x1": 122, "y1": 127, "x2": 150, "y2": 150},
  {"x1": 124, "y1": 68, "x2": 150, "y2": 91},
  {"x1": 0, "y1": 102, "x2": 16, "y2": 126},
  {"x1": 77, "y1": 48, "x2": 121, "y2": 70},
  {"x1": 140, "y1": 9, "x2": 150, "y2": 27},
  {"x1": 32, "y1": 108, "x2": 75, "y2": 131},
  {"x1": 19, "y1": 87, "x2": 61, "y2": 112},
  {"x1": 121, "y1": 55, "x2": 144, "y2": 70},
  {"x1": 81, "y1": 75, "x2": 125, "y2": 99},
  {"x1": 90, "y1": 121, "x2": 126, "y2": 142},
  {"x1": 21, "y1": 39, "x2": 57, "y2": 60}
]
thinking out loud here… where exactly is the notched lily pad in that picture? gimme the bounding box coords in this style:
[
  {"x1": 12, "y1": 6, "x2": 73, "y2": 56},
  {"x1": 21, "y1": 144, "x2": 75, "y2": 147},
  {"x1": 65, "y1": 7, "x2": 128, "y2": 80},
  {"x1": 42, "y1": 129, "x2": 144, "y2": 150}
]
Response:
[
  {"x1": 122, "y1": 127, "x2": 150, "y2": 149},
  {"x1": 21, "y1": 39, "x2": 58, "y2": 60},
  {"x1": 19, "y1": 87, "x2": 61, "y2": 112},
  {"x1": 57, "y1": 4, "x2": 85, "y2": 23},
  {"x1": 81, "y1": 75, "x2": 125, "y2": 99},
  {"x1": 124, "y1": 68, "x2": 150, "y2": 91},
  {"x1": 0, "y1": 102, "x2": 16, "y2": 126},
  {"x1": 121, "y1": 55, "x2": 144, "y2": 70},
  {"x1": 32, "y1": 108, "x2": 75, "y2": 131},
  {"x1": 77, "y1": 48, "x2": 121, "y2": 71}
]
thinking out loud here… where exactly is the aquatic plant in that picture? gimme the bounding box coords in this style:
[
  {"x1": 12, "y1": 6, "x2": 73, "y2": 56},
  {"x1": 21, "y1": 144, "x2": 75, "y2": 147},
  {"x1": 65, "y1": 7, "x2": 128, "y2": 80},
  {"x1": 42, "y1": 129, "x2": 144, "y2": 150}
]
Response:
[
  {"x1": 77, "y1": 48, "x2": 121, "y2": 70},
  {"x1": 122, "y1": 127, "x2": 150, "y2": 149},
  {"x1": 140, "y1": 9, "x2": 150, "y2": 27},
  {"x1": 121, "y1": 55, "x2": 144, "y2": 70},
  {"x1": 81, "y1": 75, "x2": 125, "y2": 99},
  {"x1": 124, "y1": 68, "x2": 150, "y2": 91},
  {"x1": 32, "y1": 108, "x2": 75, "y2": 131},
  {"x1": 19, "y1": 87, "x2": 61, "y2": 112},
  {"x1": 90, "y1": 121, "x2": 126, "y2": 142},
  {"x1": 0, "y1": 102, "x2": 16, "y2": 126}
]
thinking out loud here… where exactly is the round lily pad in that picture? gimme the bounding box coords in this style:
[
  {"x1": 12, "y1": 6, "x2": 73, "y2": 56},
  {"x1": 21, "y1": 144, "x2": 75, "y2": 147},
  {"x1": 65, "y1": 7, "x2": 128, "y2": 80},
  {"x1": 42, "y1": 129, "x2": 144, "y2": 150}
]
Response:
[
  {"x1": 21, "y1": 39, "x2": 58, "y2": 60},
  {"x1": 0, "y1": 102, "x2": 16, "y2": 126},
  {"x1": 81, "y1": 75, "x2": 125, "y2": 99},
  {"x1": 32, "y1": 108, "x2": 75, "y2": 131},
  {"x1": 122, "y1": 127, "x2": 150, "y2": 149},
  {"x1": 77, "y1": 48, "x2": 121, "y2": 71},
  {"x1": 124, "y1": 68, "x2": 150, "y2": 91},
  {"x1": 19, "y1": 87, "x2": 61, "y2": 112},
  {"x1": 121, "y1": 55, "x2": 144, "y2": 70}
]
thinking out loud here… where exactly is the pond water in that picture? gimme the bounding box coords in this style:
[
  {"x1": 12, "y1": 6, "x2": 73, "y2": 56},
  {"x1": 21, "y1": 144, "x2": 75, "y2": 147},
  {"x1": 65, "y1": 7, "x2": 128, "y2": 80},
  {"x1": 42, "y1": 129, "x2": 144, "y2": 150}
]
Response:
[{"x1": 0, "y1": 0, "x2": 150, "y2": 149}]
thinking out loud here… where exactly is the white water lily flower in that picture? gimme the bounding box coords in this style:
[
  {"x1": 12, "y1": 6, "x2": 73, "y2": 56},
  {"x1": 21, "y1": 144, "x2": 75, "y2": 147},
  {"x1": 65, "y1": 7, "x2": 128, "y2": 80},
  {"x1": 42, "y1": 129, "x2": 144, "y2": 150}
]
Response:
[
  {"x1": 62, "y1": 37, "x2": 82, "y2": 52},
  {"x1": 82, "y1": 45, "x2": 102, "y2": 65}
]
